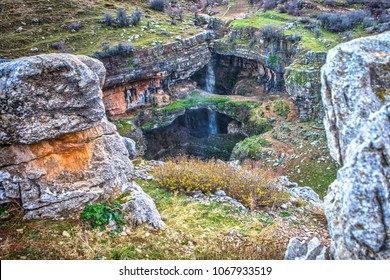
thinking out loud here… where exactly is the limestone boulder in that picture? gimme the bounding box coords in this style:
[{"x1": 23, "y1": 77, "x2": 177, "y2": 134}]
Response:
[
  {"x1": 322, "y1": 32, "x2": 390, "y2": 259},
  {"x1": 0, "y1": 53, "x2": 163, "y2": 228},
  {"x1": 321, "y1": 32, "x2": 390, "y2": 164},
  {"x1": 122, "y1": 182, "x2": 165, "y2": 229},
  {"x1": 285, "y1": 237, "x2": 327, "y2": 260},
  {"x1": 0, "y1": 54, "x2": 106, "y2": 145},
  {"x1": 122, "y1": 137, "x2": 139, "y2": 159},
  {"x1": 0, "y1": 120, "x2": 133, "y2": 220}
]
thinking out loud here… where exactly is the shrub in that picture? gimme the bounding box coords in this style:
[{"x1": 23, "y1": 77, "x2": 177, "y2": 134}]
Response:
[
  {"x1": 117, "y1": 8, "x2": 130, "y2": 27},
  {"x1": 165, "y1": 5, "x2": 184, "y2": 21},
  {"x1": 81, "y1": 201, "x2": 126, "y2": 231},
  {"x1": 263, "y1": 0, "x2": 278, "y2": 11},
  {"x1": 285, "y1": 1, "x2": 300, "y2": 16},
  {"x1": 318, "y1": 10, "x2": 366, "y2": 32},
  {"x1": 150, "y1": 0, "x2": 166, "y2": 11},
  {"x1": 51, "y1": 41, "x2": 64, "y2": 50},
  {"x1": 69, "y1": 22, "x2": 82, "y2": 32},
  {"x1": 277, "y1": 5, "x2": 287, "y2": 13},
  {"x1": 362, "y1": 16, "x2": 376, "y2": 27},
  {"x1": 154, "y1": 157, "x2": 289, "y2": 210},
  {"x1": 274, "y1": 100, "x2": 290, "y2": 117},
  {"x1": 131, "y1": 8, "x2": 142, "y2": 26},
  {"x1": 345, "y1": 31, "x2": 354, "y2": 41},
  {"x1": 104, "y1": 13, "x2": 114, "y2": 26},
  {"x1": 259, "y1": 25, "x2": 285, "y2": 42},
  {"x1": 366, "y1": 0, "x2": 387, "y2": 18},
  {"x1": 93, "y1": 41, "x2": 135, "y2": 58}
]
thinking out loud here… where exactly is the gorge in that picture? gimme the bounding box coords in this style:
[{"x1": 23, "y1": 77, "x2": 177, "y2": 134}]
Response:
[{"x1": 0, "y1": 0, "x2": 389, "y2": 261}]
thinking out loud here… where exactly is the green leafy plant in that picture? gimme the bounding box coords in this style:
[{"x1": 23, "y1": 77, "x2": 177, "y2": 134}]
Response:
[{"x1": 81, "y1": 201, "x2": 126, "y2": 231}]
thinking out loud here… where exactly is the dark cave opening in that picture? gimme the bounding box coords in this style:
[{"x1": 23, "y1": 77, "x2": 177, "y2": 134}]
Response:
[{"x1": 143, "y1": 108, "x2": 246, "y2": 160}]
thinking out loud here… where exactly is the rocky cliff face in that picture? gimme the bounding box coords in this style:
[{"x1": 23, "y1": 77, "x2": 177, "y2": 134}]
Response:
[
  {"x1": 212, "y1": 26, "x2": 298, "y2": 94},
  {"x1": 285, "y1": 51, "x2": 327, "y2": 121},
  {"x1": 322, "y1": 32, "x2": 390, "y2": 259},
  {"x1": 101, "y1": 32, "x2": 213, "y2": 115},
  {"x1": 0, "y1": 54, "x2": 163, "y2": 227}
]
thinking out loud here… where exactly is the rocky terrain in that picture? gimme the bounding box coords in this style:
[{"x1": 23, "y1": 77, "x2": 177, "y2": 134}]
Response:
[
  {"x1": 0, "y1": 0, "x2": 389, "y2": 260},
  {"x1": 0, "y1": 53, "x2": 163, "y2": 227}
]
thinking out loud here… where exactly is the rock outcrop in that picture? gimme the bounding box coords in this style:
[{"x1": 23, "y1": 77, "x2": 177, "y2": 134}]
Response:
[
  {"x1": 0, "y1": 54, "x2": 106, "y2": 144},
  {"x1": 285, "y1": 51, "x2": 327, "y2": 121},
  {"x1": 285, "y1": 237, "x2": 328, "y2": 260},
  {"x1": 100, "y1": 32, "x2": 213, "y2": 115},
  {"x1": 0, "y1": 54, "x2": 163, "y2": 227},
  {"x1": 322, "y1": 32, "x2": 390, "y2": 259}
]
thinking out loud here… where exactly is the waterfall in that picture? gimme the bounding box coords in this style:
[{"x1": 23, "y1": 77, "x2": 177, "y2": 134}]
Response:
[
  {"x1": 208, "y1": 110, "x2": 218, "y2": 135},
  {"x1": 205, "y1": 62, "x2": 215, "y2": 93}
]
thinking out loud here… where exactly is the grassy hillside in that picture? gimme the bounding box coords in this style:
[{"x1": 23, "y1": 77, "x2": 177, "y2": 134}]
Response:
[{"x1": 0, "y1": 0, "x2": 201, "y2": 58}]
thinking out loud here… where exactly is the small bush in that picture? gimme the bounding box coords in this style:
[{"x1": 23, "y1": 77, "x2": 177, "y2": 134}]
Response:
[
  {"x1": 150, "y1": 0, "x2": 166, "y2": 11},
  {"x1": 81, "y1": 201, "x2": 126, "y2": 231},
  {"x1": 325, "y1": 0, "x2": 335, "y2": 6},
  {"x1": 104, "y1": 13, "x2": 114, "y2": 26},
  {"x1": 259, "y1": 25, "x2": 285, "y2": 42},
  {"x1": 93, "y1": 41, "x2": 135, "y2": 58},
  {"x1": 362, "y1": 16, "x2": 376, "y2": 27},
  {"x1": 132, "y1": 8, "x2": 142, "y2": 26},
  {"x1": 319, "y1": 10, "x2": 366, "y2": 32},
  {"x1": 154, "y1": 157, "x2": 289, "y2": 210},
  {"x1": 117, "y1": 8, "x2": 130, "y2": 27},
  {"x1": 366, "y1": 0, "x2": 387, "y2": 18},
  {"x1": 51, "y1": 41, "x2": 64, "y2": 50},
  {"x1": 285, "y1": 1, "x2": 300, "y2": 16},
  {"x1": 69, "y1": 22, "x2": 82, "y2": 32},
  {"x1": 263, "y1": 0, "x2": 278, "y2": 11},
  {"x1": 165, "y1": 5, "x2": 185, "y2": 21}
]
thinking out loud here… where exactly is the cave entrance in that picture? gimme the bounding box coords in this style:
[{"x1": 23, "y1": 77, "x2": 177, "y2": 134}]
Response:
[
  {"x1": 144, "y1": 108, "x2": 246, "y2": 160},
  {"x1": 191, "y1": 53, "x2": 262, "y2": 95}
]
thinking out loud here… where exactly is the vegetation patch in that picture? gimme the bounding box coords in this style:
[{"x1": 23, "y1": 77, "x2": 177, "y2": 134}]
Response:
[
  {"x1": 232, "y1": 135, "x2": 272, "y2": 160},
  {"x1": 81, "y1": 200, "x2": 127, "y2": 233},
  {"x1": 274, "y1": 100, "x2": 290, "y2": 117},
  {"x1": 154, "y1": 157, "x2": 289, "y2": 210},
  {"x1": 113, "y1": 119, "x2": 134, "y2": 136}
]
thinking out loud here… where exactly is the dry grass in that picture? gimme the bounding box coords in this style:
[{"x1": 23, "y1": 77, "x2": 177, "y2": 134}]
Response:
[
  {"x1": 154, "y1": 157, "x2": 290, "y2": 210},
  {"x1": 0, "y1": 180, "x2": 289, "y2": 260}
]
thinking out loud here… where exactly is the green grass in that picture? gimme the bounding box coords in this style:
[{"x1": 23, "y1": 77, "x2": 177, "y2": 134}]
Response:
[
  {"x1": 232, "y1": 11, "x2": 293, "y2": 28},
  {"x1": 231, "y1": 10, "x2": 372, "y2": 52},
  {"x1": 289, "y1": 159, "x2": 339, "y2": 199},
  {"x1": 0, "y1": 0, "x2": 201, "y2": 58},
  {"x1": 232, "y1": 135, "x2": 272, "y2": 160},
  {"x1": 113, "y1": 119, "x2": 134, "y2": 136}
]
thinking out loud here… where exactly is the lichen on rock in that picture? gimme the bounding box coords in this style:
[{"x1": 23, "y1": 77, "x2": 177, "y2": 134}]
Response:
[{"x1": 322, "y1": 32, "x2": 390, "y2": 259}]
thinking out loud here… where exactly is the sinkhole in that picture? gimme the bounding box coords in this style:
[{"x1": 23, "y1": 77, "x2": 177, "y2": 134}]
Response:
[{"x1": 143, "y1": 108, "x2": 246, "y2": 160}]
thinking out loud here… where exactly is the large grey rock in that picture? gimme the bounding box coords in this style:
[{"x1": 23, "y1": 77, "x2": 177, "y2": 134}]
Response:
[
  {"x1": 0, "y1": 53, "x2": 162, "y2": 228},
  {"x1": 272, "y1": 176, "x2": 322, "y2": 207},
  {"x1": 321, "y1": 32, "x2": 390, "y2": 165},
  {"x1": 322, "y1": 32, "x2": 390, "y2": 259},
  {"x1": 0, "y1": 120, "x2": 133, "y2": 220},
  {"x1": 285, "y1": 237, "x2": 327, "y2": 260},
  {"x1": 122, "y1": 137, "x2": 139, "y2": 159},
  {"x1": 0, "y1": 54, "x2": 106, "y2": 145},
  {"x1": 288, "y1": 186, "x2": 322, "y2": 207},
  {"x1": 122, "y1": 182, "x2": 165, "y2": 229}
]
